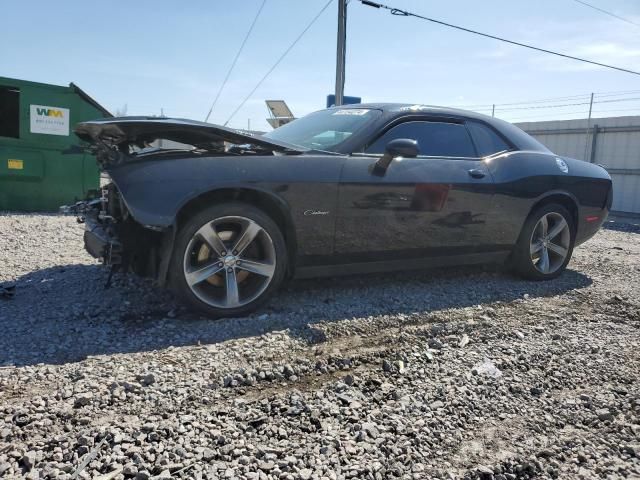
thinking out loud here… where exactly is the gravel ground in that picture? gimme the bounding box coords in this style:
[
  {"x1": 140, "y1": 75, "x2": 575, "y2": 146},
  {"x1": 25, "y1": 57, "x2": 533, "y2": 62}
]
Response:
[{"x1": 0, "y1": 214, "x2": 638, "y2": 480}]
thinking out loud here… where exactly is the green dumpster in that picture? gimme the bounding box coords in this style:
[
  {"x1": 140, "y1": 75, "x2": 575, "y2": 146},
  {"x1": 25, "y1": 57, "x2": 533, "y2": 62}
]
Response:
[{"x1": 0, "y1": 76, "x2": 111, "y2": 212}]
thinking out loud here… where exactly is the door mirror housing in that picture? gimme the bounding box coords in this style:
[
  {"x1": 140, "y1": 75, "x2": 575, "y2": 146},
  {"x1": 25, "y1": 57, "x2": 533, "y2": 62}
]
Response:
[
  {"x1": 374, "y1": 138, "x2": 419, "y2": 174},
  {"x1": 386, "y1": 138, "x2": 419, "y2": 158}
]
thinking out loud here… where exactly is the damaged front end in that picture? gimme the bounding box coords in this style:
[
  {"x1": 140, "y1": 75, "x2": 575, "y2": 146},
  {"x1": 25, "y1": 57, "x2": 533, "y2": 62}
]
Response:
[
  {"x1": 67, "y1": 183, "x2": 123, "y2": 265},
  {"x1": 61, "y1": 182, "x2": 172, "y2": 287},
  {"x1": 63, "y1": 116, "x2": 306, "y2": 287}
]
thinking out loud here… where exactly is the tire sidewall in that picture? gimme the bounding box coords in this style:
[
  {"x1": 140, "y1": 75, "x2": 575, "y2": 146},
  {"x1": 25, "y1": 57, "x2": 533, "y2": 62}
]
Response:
[
  {"x1": 513, "y1": 203, "x2": 575, "y2": 281},
  {"x1": 170, "y1": 202, "x2": 288, "y2": 317}
]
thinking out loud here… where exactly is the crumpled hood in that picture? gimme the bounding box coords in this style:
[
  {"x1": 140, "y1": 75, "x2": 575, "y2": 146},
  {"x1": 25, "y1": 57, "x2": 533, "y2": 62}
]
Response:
[{"x1": 75, "y1": 117, "x2": 307, "y2": 153}]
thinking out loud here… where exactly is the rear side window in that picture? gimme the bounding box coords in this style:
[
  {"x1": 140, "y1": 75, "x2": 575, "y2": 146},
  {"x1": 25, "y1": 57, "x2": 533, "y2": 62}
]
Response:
[
  {"x1": 365, "y1": 121, "x2": 476, "y2": 158},
  {"x1": 467, "y1": 121, "x2": 510, "y2": 157},
  {"x1": 0, "y1": 86, "x2": 20, "y2": 139}
]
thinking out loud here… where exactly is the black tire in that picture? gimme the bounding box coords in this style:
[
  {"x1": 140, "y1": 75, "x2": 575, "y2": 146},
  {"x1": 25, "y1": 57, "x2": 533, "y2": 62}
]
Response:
[
  {"x1": 170, "y1": 202, "x2": 288, "y2": 317},
  {"x1": 511, "y1": 203, "x2": 575, "y2": 281}
]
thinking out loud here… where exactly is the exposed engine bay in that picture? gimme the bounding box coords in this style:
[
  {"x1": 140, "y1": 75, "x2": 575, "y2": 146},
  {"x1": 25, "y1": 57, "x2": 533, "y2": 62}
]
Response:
[{"x1": 74, "y1": 117, "x2": 304, "y2": 169}]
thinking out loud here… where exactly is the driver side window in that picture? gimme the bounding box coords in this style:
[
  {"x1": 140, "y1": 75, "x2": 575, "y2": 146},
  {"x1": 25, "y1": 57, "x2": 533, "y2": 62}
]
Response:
[{"x1": 365, "y1": 121, "x2": 477, "y2": 158}]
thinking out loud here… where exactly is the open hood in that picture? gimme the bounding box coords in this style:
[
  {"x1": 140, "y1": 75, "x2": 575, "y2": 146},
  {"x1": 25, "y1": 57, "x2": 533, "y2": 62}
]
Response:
[{"x1": 75, "y1": 117, "x2": 307, "y2": 154}]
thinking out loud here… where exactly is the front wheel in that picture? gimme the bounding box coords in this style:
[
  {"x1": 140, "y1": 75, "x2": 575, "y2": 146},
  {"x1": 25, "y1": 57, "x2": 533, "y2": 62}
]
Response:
[
  {"x1": 512, "y1": 203, "x2": 575, "y2": 280},
  {"x1": 170, "y1": 203, "x2": 288, "y2": 317}
]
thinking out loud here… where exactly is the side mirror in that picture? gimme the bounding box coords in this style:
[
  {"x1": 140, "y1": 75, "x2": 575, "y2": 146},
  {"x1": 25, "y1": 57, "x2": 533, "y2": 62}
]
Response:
[{"x1": 374, "y1": 138, "x2": 419, "y2": 174}]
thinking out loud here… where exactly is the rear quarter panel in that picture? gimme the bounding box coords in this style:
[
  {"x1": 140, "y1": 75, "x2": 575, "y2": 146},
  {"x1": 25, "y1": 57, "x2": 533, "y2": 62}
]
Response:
[{"x1": 486, "y1": 151, "x2": 611, "y2": 246}]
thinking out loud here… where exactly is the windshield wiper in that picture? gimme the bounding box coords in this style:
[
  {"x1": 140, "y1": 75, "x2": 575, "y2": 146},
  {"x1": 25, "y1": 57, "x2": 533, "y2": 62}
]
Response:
[
  {"x1": 132, "y1": 147, "x2": 201, "y2": 157},
  {"x1": 227, "y1": 143, "x2": 305, "y2": 155}
]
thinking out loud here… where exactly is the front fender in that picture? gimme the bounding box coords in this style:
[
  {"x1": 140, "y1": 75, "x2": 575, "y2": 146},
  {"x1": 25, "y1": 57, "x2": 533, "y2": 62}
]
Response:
[
  {"x1": 107, "y1": 153, "x2": 345, "y2": 264},
  {"x1": 108, "y1": 155, "x2": 293, "y2": 228}
]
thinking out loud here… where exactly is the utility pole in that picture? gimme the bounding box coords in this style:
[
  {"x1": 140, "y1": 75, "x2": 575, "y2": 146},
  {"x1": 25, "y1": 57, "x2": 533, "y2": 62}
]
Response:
[
  {"x1": 159, "y1": 108, "x2": 165, "y2": 148},
  {"x1": 583, "y1": 92, "x2": 594, "y2": 161},
  {"x1": 491, "y1": 104, "x2": 495, "y2": 117},
  {"x1": 334, "y1": 0, "x2": 347, "y2": 106}
]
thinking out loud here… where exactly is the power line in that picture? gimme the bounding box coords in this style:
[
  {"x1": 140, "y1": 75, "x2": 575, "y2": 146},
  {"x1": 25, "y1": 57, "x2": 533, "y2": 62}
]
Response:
[
  {"x1": 359, "y1": 0, "x2": 640, "y2": 76},
  {"x1": 570, "y1": 0, "x2": 640, "y2": 28},
  {"x1": 508, "y1": 111, "x2": 591, "y2": 121},
  {"x1": 497, "y1": 97, "x2": 640, "y2": 120},
  {"x1": 596, "y1": 96, "x2": 640, "y2": 104},
  {"x1": 458, "y1": 93, "x2": 604, "y2": 109},
  {"x1": 459, "y1": 93, "x2": 591, "y2": 109},
  {"x1": 592, "y1": 89, "x2": 640, "y2": 98},
  {"x1": 464, "y1": 102, "x2": 588, "y2": 113},
  {"x1": 508, "y1": 106, "x2": 640, "y2": 121},
  {"x1": 458, "y1": 89, "x2": 640, "y2": 109},
  {"x1": 494, "y1": 97, "x2": 640, "y2": 112},
  {"x1": 491, "y1": 94, "x2": 591, "y2": 106},
  {"x1": 204, "y1": 0, "x2": 267, "y2": 123},
  {"x1": 591, "y1": 107, "x2": 640, "y2": 114},
  {"x1": 498, "y1": 101, "x2": 591, "y2": 112},
  {"x1": 224, "y1": 0, "x2": 335, "y2": 127}
]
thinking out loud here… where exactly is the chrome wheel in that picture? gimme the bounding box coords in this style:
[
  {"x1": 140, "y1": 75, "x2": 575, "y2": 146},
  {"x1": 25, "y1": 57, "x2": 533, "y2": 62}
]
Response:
[
  {"x1": 183, "y1": 216, "x2": 276, "y2": 309},
  {"x1": 529, "y1": 212, "x2": 571, "y2": 274}
]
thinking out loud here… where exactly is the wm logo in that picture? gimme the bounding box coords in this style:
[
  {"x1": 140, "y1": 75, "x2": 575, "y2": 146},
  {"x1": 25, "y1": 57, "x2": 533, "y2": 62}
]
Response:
[{"x1": 36, "y1": 108, "x2": 64, "y2": 117}]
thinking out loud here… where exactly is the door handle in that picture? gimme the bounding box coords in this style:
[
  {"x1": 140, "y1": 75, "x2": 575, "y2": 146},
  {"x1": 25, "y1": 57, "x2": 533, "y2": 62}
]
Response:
[{"x1": 468, "y1": 169, "x2": 486, "y2": 179}]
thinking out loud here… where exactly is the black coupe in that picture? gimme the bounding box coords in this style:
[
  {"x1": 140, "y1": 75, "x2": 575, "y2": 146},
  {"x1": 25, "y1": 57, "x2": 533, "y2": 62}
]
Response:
[{"x1": 73, "y1": 104, "x2": 612, "y2": 317}]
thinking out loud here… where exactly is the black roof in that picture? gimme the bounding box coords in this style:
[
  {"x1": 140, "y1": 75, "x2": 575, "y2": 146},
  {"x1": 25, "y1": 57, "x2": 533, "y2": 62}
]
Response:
[
  {"x1": 331, "y1": 102, "x2": 495, "y2": 121},
  {"x1": 330, "y1": 103, "x2": 549, "y2": 153}
]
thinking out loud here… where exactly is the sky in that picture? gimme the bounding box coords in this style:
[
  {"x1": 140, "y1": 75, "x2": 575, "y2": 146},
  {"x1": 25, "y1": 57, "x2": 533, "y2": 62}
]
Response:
[{"x1": 3, "y1": 0, "x2": 640, "y2": 130}]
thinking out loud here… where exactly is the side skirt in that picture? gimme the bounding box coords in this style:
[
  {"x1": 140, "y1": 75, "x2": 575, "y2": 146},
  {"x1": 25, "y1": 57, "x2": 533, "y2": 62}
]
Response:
[{"x1": 294, "y1": 251, "x2": 511, "y2": 279}]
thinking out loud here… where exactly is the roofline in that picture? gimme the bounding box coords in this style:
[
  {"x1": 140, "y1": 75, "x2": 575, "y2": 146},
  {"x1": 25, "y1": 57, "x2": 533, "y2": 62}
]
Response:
[
  {"x1": 327, "y1": 102, "x2": 502, "y2": 124},
  {"x1": 69, "y1": 82, "x2": 112, "y2": 117},
  {"x1": 330, "y1": 102, "x2": 482, "y2": 113},
  {"x1": 0, "y1": 75, "x2": 71, "y2": 91},
  {"x1": 0, "y1": 76, "x2": 112, "y2": 117}
]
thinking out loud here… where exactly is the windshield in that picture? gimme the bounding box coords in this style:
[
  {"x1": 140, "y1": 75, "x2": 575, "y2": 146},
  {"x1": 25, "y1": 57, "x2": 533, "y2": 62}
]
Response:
[{"x1": 263, "y1": 108, "x2": 381, "y2": 151}]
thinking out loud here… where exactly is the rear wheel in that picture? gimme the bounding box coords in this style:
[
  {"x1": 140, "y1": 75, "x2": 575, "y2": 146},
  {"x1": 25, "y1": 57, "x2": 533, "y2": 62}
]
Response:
[
  {"x1": 171, "y1": 203, "x2": 287, "y2": 317},
  {"x1": 512, "y1": 203, "x2": 574, "y2": 280}
]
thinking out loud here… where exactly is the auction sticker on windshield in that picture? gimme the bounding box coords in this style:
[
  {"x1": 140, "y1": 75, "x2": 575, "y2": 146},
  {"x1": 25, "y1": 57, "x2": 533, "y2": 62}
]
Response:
[{"x1": 332, "y1": 109, "x2": 371, "y2": 116}]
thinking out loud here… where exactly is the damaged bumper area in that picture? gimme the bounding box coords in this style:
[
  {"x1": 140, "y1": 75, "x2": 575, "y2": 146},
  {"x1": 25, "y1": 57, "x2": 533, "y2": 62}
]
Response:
[
  {"x1": 84, "y1": 215, "x2": 122, "y2": 265},
  {"x1": 61, "y1": 190, "x2": 123, "y2": 266},
  {"x1": 61, "y1": 184, "x2": 173, "y2": 286}
]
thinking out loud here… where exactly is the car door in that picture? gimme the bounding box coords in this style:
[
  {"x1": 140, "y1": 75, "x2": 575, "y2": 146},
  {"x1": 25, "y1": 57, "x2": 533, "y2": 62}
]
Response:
[{"x1": 334, "y1": 118, "x2": 500, "y2": 261}]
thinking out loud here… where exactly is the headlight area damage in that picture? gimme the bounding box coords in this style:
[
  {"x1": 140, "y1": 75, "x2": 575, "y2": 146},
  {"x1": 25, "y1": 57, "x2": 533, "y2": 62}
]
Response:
[
  {"x1": 62, "y1": 183, "x2": 171, "y2": 287},
  {"x1": 63, "y1": 117, "x2": 306, "y2": 287}
]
